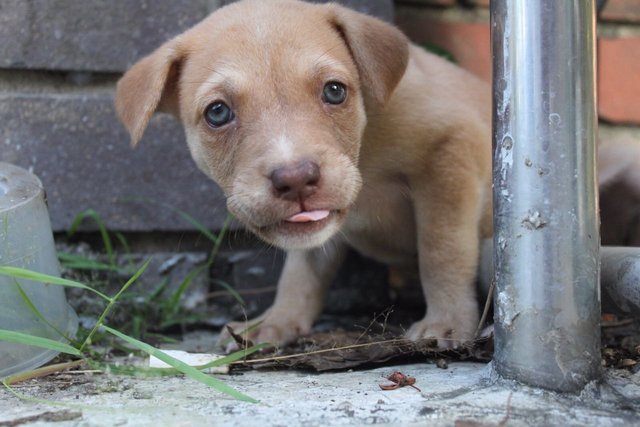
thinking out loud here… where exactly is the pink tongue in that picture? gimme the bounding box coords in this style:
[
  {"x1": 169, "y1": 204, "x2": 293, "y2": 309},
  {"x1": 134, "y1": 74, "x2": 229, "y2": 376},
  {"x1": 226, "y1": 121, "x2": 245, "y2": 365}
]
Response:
[{"x1": 286, "y1": 210, "x2": 330, "y2": 223}]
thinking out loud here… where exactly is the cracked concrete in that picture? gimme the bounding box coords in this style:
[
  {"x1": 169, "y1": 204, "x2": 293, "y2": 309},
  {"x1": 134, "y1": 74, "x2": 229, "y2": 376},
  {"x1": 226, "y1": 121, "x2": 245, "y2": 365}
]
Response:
[{"x1": 1, "y1": 362, "x2": 639, "y2": 426}]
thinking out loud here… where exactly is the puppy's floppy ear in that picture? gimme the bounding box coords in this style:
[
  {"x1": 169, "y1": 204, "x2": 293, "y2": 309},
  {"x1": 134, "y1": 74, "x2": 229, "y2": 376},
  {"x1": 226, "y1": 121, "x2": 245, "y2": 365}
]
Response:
[
  {"x1": 115, "y1": 38, "x2": 184, "y2": 146},
  {"x1": 326, "y1": 5, "x2": 409, "y2": 107}
]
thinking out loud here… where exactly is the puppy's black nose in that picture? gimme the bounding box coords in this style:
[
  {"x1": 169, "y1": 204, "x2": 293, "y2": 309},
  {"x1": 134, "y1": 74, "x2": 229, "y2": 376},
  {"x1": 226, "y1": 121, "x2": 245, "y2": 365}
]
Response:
[{"x1": 270, "y1": 160, "x2": 321, "y2": 201}]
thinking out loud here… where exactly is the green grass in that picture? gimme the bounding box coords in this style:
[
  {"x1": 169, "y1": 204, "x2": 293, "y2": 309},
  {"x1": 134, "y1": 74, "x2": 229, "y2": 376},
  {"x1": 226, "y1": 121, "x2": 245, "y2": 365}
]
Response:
[
  {"x1": 0, "y1": 262, "x2": 261, "y2": 402},
  {"x1": 58, "y1": 208, "x2": 239, "y2": 339},
  {"x1": 1, "y1": 208, "x2": 260, "y2": 402},
  {"x1": 0, "y1": 329, "x2": 81, "y2": 356},
  {"x1": 68, "y1": 209, "x2": 117, "y2": 268}
]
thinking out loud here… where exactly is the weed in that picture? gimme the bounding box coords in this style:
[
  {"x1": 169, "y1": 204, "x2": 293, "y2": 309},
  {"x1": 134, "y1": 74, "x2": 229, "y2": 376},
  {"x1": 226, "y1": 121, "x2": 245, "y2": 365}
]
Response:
[
  {"x1": 0, "y1": 208, "x2": 259, "y2": 402},
  {"x1": 68, "y1": 209, "x2": 118, "y2": 269},
  {"x1": 0, "y1": 263, "x2": 263, "y2": 402},
  {"x1": 59, "y1": 208, "x2": 238, "y2": 339}
]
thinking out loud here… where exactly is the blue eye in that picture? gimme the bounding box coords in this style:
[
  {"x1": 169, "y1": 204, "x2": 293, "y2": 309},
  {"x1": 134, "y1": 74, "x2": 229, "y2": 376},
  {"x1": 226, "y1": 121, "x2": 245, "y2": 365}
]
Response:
[
  {"x1": 204, "y1": 102, "x2": 234, "y2": 127},
  {"x1": 322, "y1": 82, "x2": 347, "y2": 105}
]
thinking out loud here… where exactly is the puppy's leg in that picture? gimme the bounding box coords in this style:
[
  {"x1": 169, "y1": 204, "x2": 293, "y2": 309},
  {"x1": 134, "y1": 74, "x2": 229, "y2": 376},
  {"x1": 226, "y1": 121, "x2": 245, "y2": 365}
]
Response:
[
  {"x1": 406, "y1": 170, "x2": 484, "y2": 349},
  {"x1": 220, "y1": 240, "x2": 346, "y2": 350}
]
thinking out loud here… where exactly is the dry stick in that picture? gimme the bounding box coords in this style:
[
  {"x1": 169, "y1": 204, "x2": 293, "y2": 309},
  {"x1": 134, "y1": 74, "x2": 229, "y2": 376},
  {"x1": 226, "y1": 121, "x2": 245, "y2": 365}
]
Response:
[
  {"x1": 230, "y1": 338, "x2": 422, "y2": 365},
  {"x1": 355, "y1": 307, "x2": 394, "y2": 344},
  {"x1": 474, "y1": 278, "x2": 496, "y2": 340},
  {"x1": 4, "y1": 360, "x2": 85, "y2": 385}
]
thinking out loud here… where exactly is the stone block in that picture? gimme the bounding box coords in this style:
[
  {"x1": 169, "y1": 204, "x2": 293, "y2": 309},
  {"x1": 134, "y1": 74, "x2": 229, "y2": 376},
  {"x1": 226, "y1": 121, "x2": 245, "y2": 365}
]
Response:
[
  {"x1": 220, "y1": 0, "x2": 394, "y2": 21},
  {"x1": 0, "y1": 93, "x2": 228, "y2": 232},
  {"x1": 0, "y1": 0, "x2": 393, "y2": 73},
  {"x1": 0, "y1": 0, "x2": 215, "y2": 72}
]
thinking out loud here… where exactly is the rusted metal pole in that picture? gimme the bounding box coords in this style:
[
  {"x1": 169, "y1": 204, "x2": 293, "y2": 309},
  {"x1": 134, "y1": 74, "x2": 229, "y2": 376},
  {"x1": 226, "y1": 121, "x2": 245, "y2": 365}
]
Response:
[{"x1": 491, "y1": 0, "x2": 601, "y2": 391}]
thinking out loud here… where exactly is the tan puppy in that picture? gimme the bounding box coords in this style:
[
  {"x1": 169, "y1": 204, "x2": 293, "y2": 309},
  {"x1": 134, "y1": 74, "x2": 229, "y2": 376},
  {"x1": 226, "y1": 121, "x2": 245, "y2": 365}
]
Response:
[{"x1": 116, "y1": 0, "x2": 622, "y2": 349}]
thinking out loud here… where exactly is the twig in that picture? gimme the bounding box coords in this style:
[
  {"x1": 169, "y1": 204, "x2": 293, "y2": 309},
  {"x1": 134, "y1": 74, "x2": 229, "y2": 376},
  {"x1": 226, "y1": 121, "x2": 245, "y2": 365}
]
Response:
[
  {"x1": 3, "y1": 360, "x2": 85, "y2": 385},
  {"x1": 231, "y1": 338, "x2": 429, "y2": 365},
  {"x1": 226, "y1": 325, "x2": 254, "y2": 348},
  {"x1": 474, "y1": 278, "x2": 495, "y2": 340},
  {"x1": 355, "y1": 307, "x2": 394, "y2": 343}
]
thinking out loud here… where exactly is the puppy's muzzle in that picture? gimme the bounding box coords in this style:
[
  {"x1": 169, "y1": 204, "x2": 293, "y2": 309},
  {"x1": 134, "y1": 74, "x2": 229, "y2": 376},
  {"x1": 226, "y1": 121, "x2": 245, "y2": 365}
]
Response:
[{"x1": 270, "y1": 160, "x2": 321, "y2": 202}]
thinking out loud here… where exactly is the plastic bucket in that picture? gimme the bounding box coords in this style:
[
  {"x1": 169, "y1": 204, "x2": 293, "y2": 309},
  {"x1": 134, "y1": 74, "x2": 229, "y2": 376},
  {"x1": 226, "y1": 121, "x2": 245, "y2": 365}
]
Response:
[{"x1": 0, "y1": 162, "x2": 78, "y2": 378}]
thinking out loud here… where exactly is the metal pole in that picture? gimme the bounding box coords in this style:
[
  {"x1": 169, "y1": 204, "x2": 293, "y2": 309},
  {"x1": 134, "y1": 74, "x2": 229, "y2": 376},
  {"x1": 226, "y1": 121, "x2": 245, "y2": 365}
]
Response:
[
  {"x1": 491, "y1": 0, "x2": 601, "y2": 391},
  {"x1": 600, "y1": 247, "x2": 640, "y2": 317},
  {"x1": 479, "y1": 241, "x2": 640, "y2": 319}
]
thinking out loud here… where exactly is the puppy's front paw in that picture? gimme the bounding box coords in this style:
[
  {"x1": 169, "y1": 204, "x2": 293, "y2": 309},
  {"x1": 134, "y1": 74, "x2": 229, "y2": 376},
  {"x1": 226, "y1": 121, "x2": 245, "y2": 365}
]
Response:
[
  {"x1": 405, "y1": 311, "x2": 478, "y2": 350},
  {"x1": 217, "y1": 312, "x2": 311, "y2": 353}
]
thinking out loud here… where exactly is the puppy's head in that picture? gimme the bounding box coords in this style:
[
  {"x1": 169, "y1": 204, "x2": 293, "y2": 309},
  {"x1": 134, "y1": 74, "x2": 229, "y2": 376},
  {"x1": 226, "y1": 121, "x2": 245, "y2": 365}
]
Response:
[{"x1": 116, "y1": 0, "x2": 408, "y2": 249}]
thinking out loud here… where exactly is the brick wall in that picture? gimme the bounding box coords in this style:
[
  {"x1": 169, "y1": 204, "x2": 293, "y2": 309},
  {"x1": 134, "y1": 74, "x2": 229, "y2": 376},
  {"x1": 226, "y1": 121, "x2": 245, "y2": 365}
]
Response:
[
  {"x1": 3, "y1": 0, "x2": 639, "y2": 240},
  {"x1": 396, "y1": 0, "x2": 640, "y2": 125},
  {"x1": 395, "y1": 0, "x2": 640, "y2": 245},
  {"x1": 0, "y1": 0, "x2": 393, "y2": 233}
]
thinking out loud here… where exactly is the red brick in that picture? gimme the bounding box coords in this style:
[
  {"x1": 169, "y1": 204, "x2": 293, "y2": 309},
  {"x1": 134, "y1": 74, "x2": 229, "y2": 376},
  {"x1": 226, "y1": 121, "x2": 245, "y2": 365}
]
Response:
[
  {"x1": 598, "y1": 36, "x2": 640, "y2": 124},
  {"x1": 600, "y1": 0, "x2": 640, "y2": 23},
  {"x1": 397, "y1": 13, "x2": 492, "y2": 82}
]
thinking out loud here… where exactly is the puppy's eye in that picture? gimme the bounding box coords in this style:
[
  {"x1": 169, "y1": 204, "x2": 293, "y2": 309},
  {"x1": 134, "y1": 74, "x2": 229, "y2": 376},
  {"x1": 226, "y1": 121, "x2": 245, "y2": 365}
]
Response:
[
  {"x1": 204, "y1": 102, "x2": 234, "y2": 127},
  {"x1": 322, "y1": 81, "x2": 347, "y2": 105}
]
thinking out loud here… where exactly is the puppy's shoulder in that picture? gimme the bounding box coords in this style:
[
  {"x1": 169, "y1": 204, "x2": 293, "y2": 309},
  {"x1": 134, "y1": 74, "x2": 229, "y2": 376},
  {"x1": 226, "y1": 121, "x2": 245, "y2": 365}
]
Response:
[{"x1": 403, "y1": 44, "x2": 490, "y2": 117}]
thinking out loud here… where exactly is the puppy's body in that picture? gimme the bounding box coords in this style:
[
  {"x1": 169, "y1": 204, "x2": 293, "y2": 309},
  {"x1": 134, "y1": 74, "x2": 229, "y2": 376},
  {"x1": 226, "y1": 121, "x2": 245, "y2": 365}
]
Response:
[
  {"x1": 116, "y1": 0, "x2": 628, "y2": 349},
  {"x1": 351, "y1": 44, "x2": 493, "y2": 266},
  {"x1": 344, "y1": 46, "x2": 492, "y2": 345}
]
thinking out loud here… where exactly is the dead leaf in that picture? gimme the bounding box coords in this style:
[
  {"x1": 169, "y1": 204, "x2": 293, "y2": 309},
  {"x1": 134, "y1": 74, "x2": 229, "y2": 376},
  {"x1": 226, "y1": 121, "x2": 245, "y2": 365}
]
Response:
[{"x1": 379, "y1": 371, "x2": 421, "y2": 392}]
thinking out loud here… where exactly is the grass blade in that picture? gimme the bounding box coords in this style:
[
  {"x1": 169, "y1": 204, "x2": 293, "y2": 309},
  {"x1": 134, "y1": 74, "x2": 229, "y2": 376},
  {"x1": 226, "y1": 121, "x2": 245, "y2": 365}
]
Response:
[
  {"x1": 14, "y1": 280, "x2": 70, "y2": 340},
  {"x1": 58, "y1": 252, "x2": 119, "y2": 271},
  {"x1": 68, "y1": 209, "x2": 115, "y2": 267},
  {"x1": 165, "y1": 268, "x2": 200, "y2": 318},
  {"x1": 102, "y1": 325, "x2": 258, "y2": 403},
  {"x1": 175, "y1": 210, "x2": 219, "y2": 244},
  {"x1": 148, "y1": 277, "x2": 170, "y2": 302},
  {"x1": 79, "y1": 259, "x2": 151, "y2": 351},
  {"x1": 0, "y1": 329, "x2": 81, "y2": 356},
  {"x1": 208, "y1": 214, "x2": 233, "y2": 265},
  {"x1": 199, "y1": 344, "x2": 269, "y2": 368},
  {"x1": 0, "y1": 266, "x2": 110, "y2": 301},
  {"x1": 88, "y1": 361, "x2": 178, "y2": 377},
  {"x1": 211, "y1": 279, "x2": 245, "y2": 306},
  {"x1": 120, "y1": 197, "x2": 220, "y2": 244}
]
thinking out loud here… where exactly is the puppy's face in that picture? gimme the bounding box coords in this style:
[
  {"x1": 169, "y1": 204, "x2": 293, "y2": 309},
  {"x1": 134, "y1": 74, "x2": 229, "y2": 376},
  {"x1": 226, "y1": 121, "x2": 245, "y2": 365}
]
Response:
[
  {"x1": 116, "y1": 0, "x2": 408, "y2": 250},
  {"x1": 179, "y1": 6, "x2": 366, "y2": 249}
]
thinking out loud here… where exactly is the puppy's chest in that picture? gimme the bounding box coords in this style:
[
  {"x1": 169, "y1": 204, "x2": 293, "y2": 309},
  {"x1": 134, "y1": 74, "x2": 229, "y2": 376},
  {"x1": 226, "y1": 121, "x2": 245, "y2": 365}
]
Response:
[{"x1": 342, "y1": 178, "x2": 418, "y2": 266}]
